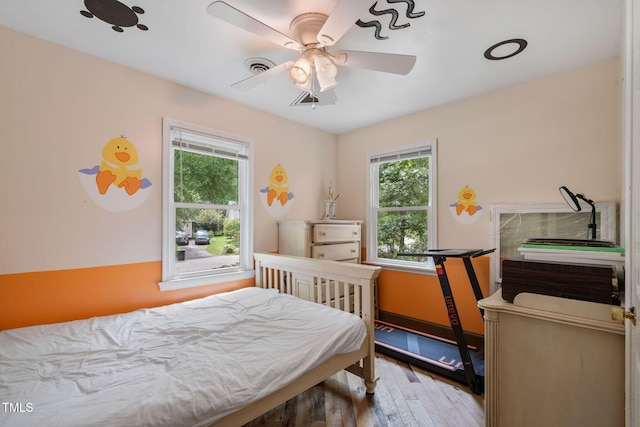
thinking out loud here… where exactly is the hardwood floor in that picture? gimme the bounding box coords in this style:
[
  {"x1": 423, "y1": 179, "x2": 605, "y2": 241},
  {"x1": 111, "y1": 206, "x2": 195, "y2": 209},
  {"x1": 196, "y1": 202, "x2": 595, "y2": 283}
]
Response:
[{"x1": 244, "y1": 353, "x2": 485, "y2": 427}]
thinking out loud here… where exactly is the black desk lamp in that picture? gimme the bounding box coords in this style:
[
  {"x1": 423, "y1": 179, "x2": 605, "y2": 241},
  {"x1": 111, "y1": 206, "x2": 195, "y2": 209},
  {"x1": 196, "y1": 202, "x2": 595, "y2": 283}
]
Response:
[{"x1": 559, "y1": 186, "x2": 597, "y2": 240}]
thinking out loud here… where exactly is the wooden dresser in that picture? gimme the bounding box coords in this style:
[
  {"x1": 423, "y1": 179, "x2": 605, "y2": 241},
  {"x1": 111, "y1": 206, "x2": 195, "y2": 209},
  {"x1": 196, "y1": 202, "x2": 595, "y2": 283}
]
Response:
[
  {"x1": 478, "y1": 290, "x2": 625, "y2": 427},
  {"x1": 278, "y1": 220, "x2": 362, "y2": 263}
]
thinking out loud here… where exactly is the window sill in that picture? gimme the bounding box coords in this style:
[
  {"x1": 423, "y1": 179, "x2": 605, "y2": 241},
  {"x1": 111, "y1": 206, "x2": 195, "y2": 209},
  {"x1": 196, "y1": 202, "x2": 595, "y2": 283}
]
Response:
[{"x1": 158, "y1": 269, "x2": 255, "y2": 291}]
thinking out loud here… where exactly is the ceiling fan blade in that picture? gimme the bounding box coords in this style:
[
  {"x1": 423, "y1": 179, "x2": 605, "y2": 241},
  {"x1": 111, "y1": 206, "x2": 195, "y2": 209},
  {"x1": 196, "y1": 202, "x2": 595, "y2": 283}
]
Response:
[
  {"x1": 207, "y1": 1, "x2": 300, "y2": 50},
  {"x1": 334, "y1": 50, "x2": 417, "y2": 75},
  {"x1": 231, "y1": 61, "x2": 294, "y2": 91},
  {"x1": 317, "y1": 0, "x2": 372, "y2": 46}
]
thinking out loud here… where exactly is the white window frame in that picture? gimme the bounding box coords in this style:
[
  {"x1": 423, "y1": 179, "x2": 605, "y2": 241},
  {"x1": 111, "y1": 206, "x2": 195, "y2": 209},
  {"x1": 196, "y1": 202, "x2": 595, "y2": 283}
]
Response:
[
  {"x1": 159, "y1": 118, "x2": 254, "y2": 291},
  {"x1": 366, "y1": 140, "x2": 438, "y2": 273}
]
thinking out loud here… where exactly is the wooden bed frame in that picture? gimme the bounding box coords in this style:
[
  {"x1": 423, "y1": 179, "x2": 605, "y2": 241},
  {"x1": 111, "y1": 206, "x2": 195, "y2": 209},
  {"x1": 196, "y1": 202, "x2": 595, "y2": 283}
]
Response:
[{"x1": 210, "y1": 252, "x2": 381, "y2": 426}]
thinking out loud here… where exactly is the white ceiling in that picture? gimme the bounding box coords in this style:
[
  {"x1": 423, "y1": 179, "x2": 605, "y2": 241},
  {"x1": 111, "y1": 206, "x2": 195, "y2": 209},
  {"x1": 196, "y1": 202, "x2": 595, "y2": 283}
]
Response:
[{"x1": 0, "y1": 0, "x2": 624, "y2": 134}]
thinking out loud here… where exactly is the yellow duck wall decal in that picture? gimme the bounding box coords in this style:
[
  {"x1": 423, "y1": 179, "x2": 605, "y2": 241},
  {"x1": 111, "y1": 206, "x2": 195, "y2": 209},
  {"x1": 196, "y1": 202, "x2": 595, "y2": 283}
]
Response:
[
  {"x1": 448, "y1": 185, "x2": 483, "y2": 224},
  {"x1": 96, "y1": 136, "x2": 143, "y2": 195},
  {"x1": 266, "y1": 164, "x2": 290, "y2": 207},
  {"x1": 78, "y1": 136, "x2": 152, "y2": 212},
  {"x1": 259, "y1": 164, "x2": 295, "y2": 216},
  {"x1": 455, "y1": 185, "x2": 478, "y2": 216}
]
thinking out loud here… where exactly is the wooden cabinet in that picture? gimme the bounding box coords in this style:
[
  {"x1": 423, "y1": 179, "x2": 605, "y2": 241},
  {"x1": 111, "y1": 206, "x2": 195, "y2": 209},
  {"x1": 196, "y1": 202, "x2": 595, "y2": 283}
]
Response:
[
  {"x1": 478, "y1": 290, "x2": 625, "y2": 427},
  {"x1": 278, "y1": 220, "x2": 362, "y2": 263}
]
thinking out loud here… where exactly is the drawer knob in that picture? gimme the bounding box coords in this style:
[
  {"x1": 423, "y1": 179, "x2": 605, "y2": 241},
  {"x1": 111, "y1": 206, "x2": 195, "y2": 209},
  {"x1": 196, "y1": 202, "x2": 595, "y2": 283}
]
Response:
[
  {"x1": 319, "y1": 253, "x2": 325, "y2": 258},
  {"x1": 351, "y1": 249, "x2": 356, "y2": 253},
  {"x1": 320, "y1": 232, "x2": 326, "y2": 236}
]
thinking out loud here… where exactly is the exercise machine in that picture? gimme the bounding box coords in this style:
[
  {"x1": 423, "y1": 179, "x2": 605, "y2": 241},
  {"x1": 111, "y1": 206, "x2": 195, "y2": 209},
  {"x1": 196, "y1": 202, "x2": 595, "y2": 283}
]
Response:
[{"x1": 398, "y1": 248, "x2": 495, "y2": 394}]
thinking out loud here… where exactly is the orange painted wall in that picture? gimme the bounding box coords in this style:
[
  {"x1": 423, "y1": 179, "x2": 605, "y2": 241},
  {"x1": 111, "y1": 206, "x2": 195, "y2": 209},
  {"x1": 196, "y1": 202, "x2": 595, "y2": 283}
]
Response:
[
  {"x1": 0, "y1": 256, "x2": 489, "y2": 334},
  {"x1": 376, "y1": 256, "x2": 491, "y2": 335},
  {"x1": 0, "y1": 262, "x2": 252, "y2": 331}
]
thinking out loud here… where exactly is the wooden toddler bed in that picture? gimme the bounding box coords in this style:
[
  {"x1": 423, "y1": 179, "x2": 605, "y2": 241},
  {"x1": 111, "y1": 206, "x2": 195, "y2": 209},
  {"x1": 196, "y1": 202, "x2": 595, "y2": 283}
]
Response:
[{"x1": 0, "y1": 253, "x2": 380, "y2": 427}]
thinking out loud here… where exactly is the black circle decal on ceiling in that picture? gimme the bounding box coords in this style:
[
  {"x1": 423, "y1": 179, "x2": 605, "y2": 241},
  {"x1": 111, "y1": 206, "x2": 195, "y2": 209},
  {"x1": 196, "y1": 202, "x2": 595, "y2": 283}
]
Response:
[
  {"x1": 80, "y1": 0, "x2": 148, "y2": 32},
  {"x1": 484, "y1": 39, "x2": 527, "y2": 60}
]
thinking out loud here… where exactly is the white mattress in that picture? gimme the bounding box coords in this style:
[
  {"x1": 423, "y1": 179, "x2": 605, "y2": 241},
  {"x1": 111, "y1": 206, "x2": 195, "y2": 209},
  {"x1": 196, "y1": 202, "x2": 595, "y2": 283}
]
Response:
[{"x1": 0, "y1": 287, "x2": 366, "y2": 426}]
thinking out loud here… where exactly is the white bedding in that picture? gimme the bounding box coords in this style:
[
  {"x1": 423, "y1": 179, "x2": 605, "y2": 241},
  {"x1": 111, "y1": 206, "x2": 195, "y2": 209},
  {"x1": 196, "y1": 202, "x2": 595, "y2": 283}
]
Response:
[{"x1": 0, "y1": 287, "x2": 366, "y2": 427}]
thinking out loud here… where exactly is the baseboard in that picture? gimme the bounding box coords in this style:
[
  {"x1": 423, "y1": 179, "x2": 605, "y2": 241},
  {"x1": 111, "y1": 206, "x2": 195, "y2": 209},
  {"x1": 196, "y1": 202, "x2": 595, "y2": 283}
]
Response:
[{"x1": 377, "y1": 310, "x2": 484, "y2": 349}]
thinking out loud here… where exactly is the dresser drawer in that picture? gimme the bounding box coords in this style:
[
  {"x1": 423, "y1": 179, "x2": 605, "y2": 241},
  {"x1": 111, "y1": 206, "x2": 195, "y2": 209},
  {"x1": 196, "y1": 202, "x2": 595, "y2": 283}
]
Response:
[
  {"x1": 313, "y1": 224, "x2": 361, "y2": 243},
  {"x1": 311, "y1": 242, "x2": 360, "y2": 261},
  {"x1": 278, "y1": 220, "x2": 362, "y2": 263}
]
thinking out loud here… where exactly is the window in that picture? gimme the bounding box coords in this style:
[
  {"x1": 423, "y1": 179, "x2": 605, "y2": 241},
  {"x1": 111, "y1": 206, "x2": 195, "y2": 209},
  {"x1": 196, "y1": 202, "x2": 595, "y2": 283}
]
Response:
[
  {"x1": 367, "y1": 140, "x2": 437, "y2": 272},
  {"x1": 159, "y1": 118, "x2": 254, "y2": 291}
]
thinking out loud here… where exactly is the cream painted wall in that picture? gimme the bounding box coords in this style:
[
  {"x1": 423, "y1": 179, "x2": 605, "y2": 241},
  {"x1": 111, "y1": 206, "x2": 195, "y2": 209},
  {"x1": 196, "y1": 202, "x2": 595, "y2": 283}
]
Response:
[
  {"x1": 0, "y1": 24, "x2": 622, "y2": 275},
  {"x1": 336, "y1": 59, "x2": 622, "y2": 250},
  {"x1": 0, "y1": 26, "x2": 337, "y2": 275}
]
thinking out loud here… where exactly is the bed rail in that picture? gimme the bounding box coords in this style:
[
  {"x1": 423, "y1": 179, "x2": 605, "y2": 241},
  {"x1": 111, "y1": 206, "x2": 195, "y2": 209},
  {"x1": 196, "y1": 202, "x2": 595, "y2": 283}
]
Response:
[{"x1": 253, "y1": 252, "x2": 381, "y2": 393}]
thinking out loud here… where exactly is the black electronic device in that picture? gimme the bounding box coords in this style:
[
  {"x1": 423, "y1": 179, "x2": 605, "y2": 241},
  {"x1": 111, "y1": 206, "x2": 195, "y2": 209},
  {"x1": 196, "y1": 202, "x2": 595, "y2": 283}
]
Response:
[{"x1": 501, "y1": 258, "x2": 623, "y2": 305}]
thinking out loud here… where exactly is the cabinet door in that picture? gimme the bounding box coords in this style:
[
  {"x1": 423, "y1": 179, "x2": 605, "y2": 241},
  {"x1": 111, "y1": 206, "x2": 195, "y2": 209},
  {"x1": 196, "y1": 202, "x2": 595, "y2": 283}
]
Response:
[
  {"x1": 311, "y1": 242, "x2": 359, "y2": 261},
  {"x1": 313, "y1": 224, "x2": 360, "y2": 243}
]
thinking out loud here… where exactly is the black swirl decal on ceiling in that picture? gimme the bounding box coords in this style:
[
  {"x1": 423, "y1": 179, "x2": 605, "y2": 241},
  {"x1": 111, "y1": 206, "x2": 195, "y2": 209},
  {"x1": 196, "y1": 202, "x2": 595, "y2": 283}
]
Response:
[
  {"x1": 387, "y1": 0, "x2": 426, "y2": 18},
  {"x1": 368, "y1": 3, "x2": 410, "y2": 31},
  {"x1": 355, "y1": 18, "x2": 387, "y2": 40},
  {"x1": 356, "y1": 0, "x2": 425, "y2": 40}
]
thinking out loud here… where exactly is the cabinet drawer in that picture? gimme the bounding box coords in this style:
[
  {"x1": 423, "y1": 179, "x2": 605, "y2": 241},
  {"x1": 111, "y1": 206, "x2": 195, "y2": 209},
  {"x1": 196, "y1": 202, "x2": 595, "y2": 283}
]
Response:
[
  {"x1": 313, "y1": 224, "x2": 360, "y2": 243},
  {"x1": 311, "y1": 242, "x2": 359, "y2": 261}
]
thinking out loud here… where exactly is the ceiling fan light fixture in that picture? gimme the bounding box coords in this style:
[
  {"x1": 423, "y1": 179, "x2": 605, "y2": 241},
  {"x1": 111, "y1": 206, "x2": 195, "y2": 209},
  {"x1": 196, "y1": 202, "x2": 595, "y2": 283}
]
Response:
[
  {"x1": 330, "y1": 52, "x2": 347, "y2": 65},
  {"x1": 294, "y1": 78, "x2": 312, "y2": 91},
  {"x1": 209, "y1": 1, "x2": 419, "y2": 106},
  {"x1": 289, "y1": 57, "x2": 312, "y2": 84},
  {"x1": 314, "y1": 55, "x2": 338, "y2": 92}
]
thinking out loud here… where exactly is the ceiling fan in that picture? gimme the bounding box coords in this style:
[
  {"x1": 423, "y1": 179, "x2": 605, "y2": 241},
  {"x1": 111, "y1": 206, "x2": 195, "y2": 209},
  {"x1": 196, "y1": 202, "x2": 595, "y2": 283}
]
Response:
[{"x1": 207, "y1": 0, "x2": 417, "y2": 104}]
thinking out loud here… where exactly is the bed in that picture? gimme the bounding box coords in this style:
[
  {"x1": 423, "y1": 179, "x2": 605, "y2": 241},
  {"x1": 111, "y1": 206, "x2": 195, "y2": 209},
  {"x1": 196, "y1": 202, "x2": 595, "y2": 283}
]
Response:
[{"x1": 0, "y1": 253, "x2": 380, "y2": 426}]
